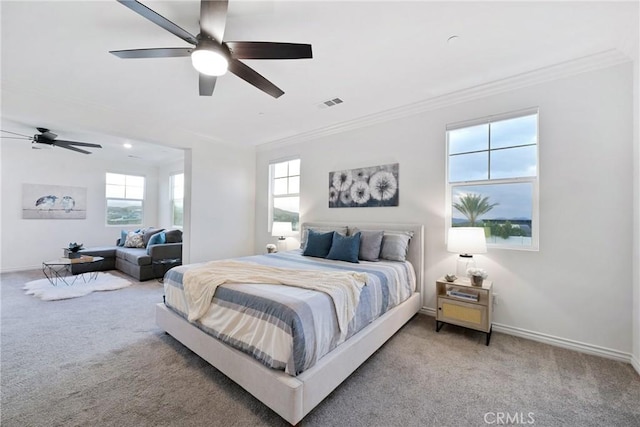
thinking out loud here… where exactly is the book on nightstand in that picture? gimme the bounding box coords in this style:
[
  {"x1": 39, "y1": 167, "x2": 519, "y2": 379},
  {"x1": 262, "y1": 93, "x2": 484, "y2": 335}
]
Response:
[{"x1": 445, "y1": 288, "x2": 479, "y2": 302}]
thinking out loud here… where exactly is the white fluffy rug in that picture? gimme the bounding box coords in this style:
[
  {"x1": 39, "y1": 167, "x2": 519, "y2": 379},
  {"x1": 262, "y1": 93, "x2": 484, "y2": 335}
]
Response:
[{"x1": 23, "y1": 272, "x2": 133, "y2": 301}]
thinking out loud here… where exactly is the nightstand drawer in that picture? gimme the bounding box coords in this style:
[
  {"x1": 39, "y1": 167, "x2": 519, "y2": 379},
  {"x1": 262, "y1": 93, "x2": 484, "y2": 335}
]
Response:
[{"x1": 437, "y1": 298, "x2": 489, "y2": 332}]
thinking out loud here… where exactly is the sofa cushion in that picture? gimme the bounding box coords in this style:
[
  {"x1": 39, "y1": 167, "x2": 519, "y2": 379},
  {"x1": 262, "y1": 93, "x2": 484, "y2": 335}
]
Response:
[
  {"x1": 164, "y1": 229, "x2": 183, "y2": 243},
  {"x1": 142, "y1": 227, "x2": 164, "y2": 247},
  {"x1": 78, "y1": 246, "x2": 117, "y2": 258},
  {"x1": 115, "y1": 247, "x2": 152, "y2": 266}
]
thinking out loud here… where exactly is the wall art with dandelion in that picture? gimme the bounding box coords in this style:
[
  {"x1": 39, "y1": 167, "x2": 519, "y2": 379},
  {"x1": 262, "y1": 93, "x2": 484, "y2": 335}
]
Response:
[{"x1": 329, "y1": 163, "x2": 399, "y2": 208}]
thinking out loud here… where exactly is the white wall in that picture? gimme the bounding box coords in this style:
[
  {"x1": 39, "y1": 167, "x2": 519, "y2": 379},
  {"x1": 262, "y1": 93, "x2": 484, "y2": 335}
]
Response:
[
  {"x1": 255, "y1": 63, "x2": 635, "y2": 355},
  {"x1": 0, "y1": 141, "x2": 160, "y2": 271},
  {"x1": 187, "y1": 140, "x2": 256, "y2": 264},
  {"x1": 632, "y1": 55, "x2": 640, "y2": 372}
]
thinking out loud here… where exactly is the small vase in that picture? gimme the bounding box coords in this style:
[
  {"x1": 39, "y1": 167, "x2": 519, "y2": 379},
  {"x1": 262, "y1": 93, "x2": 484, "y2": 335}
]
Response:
[{"x1": 471, "y1": 276, "x2": 483, "y2": 287}]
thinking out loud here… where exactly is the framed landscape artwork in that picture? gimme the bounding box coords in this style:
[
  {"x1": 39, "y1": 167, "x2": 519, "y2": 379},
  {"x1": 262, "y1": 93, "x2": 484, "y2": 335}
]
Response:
[
  {"x1": 329, "y1": 163, "x2": 399, "y2": 208},
  {"x1": 22, "y1": 183, "x2": 87, "y2": 219}
]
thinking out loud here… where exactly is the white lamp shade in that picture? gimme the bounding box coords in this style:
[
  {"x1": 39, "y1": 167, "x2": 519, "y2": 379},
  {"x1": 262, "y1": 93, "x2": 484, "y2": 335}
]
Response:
[
  {"x1": 271, "y1": 222, "x2": 293, "y2": 238},
  {"x1": 447, "y1": 227, "x2": 487, "y2": 255}
]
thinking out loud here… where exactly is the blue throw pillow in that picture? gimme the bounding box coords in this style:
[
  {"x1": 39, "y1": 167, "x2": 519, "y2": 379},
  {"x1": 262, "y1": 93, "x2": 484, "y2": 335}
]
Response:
[
  {"x1": 146, "y1": 231, "x2": 166, "y2": 254},
  {"x1": 118, "y1": 229, "x2": 128, "y2": 247},
  {"x1": 327, "y1": 232, "x2": 361, "y2": 263},
  {"x1": 303, "y1": 229, "x2": 334, "y2": 258}
]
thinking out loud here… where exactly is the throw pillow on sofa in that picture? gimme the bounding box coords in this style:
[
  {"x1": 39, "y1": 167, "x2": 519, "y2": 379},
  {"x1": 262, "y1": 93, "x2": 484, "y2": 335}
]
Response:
[
  {"x1": 146, "y1": 232, "x2": 166, "y2": 254},
  {"x1": 124, "y1": 231, "x2": 145, "y2": 248},
  {"x1": 142, "y1": 227, "x2": 164, "y2": 247}
]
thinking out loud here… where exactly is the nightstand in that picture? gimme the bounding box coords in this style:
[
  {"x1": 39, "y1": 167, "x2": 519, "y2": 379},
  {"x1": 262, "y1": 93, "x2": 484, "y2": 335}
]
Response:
[{"x1": 435, "y1": 277, "x2": 493, "y2": 345}]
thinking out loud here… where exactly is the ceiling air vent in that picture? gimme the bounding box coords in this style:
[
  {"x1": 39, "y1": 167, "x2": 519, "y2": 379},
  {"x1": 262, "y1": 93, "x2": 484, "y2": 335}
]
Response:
[{"x1": 317, "y1": 97, "x2": 344, "y2": 109}]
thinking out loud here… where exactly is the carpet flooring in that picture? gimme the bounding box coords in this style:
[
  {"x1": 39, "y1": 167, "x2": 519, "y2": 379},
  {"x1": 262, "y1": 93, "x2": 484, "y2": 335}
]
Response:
[{"x1": 2, "y1": 269, "x2": 639, "y2": 426}]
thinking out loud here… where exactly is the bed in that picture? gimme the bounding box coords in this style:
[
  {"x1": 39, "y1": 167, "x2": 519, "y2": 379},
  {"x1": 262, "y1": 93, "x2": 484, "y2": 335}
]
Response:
[{"x1": 156, "y1": 222, "x2": 424, "y2": 424}]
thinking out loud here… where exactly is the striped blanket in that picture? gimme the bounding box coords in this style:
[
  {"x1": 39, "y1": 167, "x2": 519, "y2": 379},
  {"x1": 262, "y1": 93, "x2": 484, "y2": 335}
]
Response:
[
  {"x1": 164, "y1": 250, "x2": 416, "y2": 376},
  {"x1": 183, "y1": 260, "x2": 368, "y2": 340}
]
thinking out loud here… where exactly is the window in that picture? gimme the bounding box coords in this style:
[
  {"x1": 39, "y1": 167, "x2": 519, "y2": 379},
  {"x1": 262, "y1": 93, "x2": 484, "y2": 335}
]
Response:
[
  {"x1": 269, "y1": 158, "x2": 300, "y2": 231},
  {"x1": 105, "y1": 173, "x2": 145, "y2": 226},
  {"x1": 446, "y1": 109, "x2": 539, "y2": 249},
  {"x1": 170, "y1": 173, "x2": 184, "y2": 228}
]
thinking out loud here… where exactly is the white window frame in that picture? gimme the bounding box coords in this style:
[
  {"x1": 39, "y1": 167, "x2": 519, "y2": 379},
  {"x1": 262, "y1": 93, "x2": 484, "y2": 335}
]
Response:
[
  {"x1": 105, "y1": 172, "x2": 145, "y2": 227},
  {"x1": 268, "y1": 157, "x2": 300, "y2": 232},
  {"x1": 445, "y1": 107, "x2": 540, "y2": 251},
  {"x1": 170, "y1": 172, "x2": 184, "y2": 229}
]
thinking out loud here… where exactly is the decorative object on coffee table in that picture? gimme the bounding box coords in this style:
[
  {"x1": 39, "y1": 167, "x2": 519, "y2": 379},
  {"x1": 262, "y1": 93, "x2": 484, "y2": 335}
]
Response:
[{"x1": 66, "y1": 242, "x2": 84, "y2": 259}]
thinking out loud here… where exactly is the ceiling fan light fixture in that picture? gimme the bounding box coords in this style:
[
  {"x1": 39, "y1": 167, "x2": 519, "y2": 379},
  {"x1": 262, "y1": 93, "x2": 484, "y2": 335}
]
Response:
[{"x1": 191, "y1": 46, "x2": 228, "y2": 76}]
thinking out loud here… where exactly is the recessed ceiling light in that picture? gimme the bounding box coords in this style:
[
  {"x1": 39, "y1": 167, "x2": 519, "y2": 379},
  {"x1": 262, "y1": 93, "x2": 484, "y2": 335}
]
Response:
[
  {"x1": 123, "y1": 143, "x2": 132, "y2": 149},
  {"x1": 447, "y1": 35, "x2": 460, "y2": 44}
]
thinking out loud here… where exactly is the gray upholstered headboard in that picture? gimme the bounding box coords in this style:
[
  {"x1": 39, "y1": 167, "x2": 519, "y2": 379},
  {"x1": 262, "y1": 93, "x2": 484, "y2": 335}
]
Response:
[{"x1": 301, "y1": 222, "x2": 424, "y2": 295}]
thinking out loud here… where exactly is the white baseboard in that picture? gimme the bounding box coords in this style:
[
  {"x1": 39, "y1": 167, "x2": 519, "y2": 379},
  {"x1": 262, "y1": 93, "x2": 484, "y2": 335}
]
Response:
[
  {"x1": 1, "y1": 265, "x2": 41, "y2": 274},
  {"x1": 419, "y1": 306, "x2": 633, "y2": 365},
  {"x1": 420, "y1": 307, "x2": 436, "y2": 317},
  {"x1": 491, "y1": 323, "x2": 632, "y2": 363},
  {"x1": 632, "y1": 354, "x2": 640, "y2": 376}
]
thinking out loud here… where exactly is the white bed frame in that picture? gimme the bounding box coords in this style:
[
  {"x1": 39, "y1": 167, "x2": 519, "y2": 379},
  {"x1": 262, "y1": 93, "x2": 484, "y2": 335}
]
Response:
[{"x1": 156, "y1": 222, "x2": 424, "y2": 425}]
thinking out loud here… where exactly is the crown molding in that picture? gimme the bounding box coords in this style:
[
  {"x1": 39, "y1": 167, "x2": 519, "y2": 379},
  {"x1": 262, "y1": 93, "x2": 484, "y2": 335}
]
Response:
[{"x1": 257, "y1": 49, "x2": 632, "y2": 153}]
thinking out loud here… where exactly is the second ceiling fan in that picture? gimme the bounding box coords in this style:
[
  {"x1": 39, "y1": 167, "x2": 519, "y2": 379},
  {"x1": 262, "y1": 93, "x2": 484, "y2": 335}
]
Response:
[{"x1": 110, "y1": 0, "x2": 313, "y2": 98}]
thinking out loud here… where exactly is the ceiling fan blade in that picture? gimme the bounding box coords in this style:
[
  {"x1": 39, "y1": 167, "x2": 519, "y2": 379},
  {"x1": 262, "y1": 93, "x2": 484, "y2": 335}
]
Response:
[
  {"x1": 199, "y1": 74, "x2": 217, "y2": 96},
  {"x1": 228, "y1": 59, "x2": 284, "y2": 98},
  {"x1": 110, "y1": 48, "x2": 192, "y2": 59},
  {"x1": 53, "y1": 143, "x2": 92, "y2": 155},
  {"x1": 54, "y1": 140, "x2": 103, "y2": 148},
  {"x1": 117, "y1": 0, "x2": 198, "y2": 45},
  {"x1": 1, "y1": 136, "x2": 32, "y2": 140},
  {"x1": 200, "y1": 0, "x2": 229, "y2": 43},
  {"x1": 1, "y1": 130, "x2": 32, "y2": 138},
  {"x1": 226, "y1": 42, "x2": 313, "y2": 60}
]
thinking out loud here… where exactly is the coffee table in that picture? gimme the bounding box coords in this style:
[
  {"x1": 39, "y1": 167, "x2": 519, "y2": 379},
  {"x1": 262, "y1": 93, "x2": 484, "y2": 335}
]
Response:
[{"x1": 42, "y1": 256, "x2": 104, "y2": 286}]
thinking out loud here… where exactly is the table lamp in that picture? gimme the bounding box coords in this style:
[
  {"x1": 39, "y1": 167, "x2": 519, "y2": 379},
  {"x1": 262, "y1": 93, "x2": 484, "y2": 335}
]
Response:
[
  {"x1": 447, "y1": 227, "x2": 487, "y2": 279},
  {"x1": 271, "y1": 222, "x2": 293, "y2": 252}
]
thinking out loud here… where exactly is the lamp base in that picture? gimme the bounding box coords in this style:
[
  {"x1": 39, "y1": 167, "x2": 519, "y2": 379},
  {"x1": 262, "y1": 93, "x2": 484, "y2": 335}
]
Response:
[
  {"x1": 276, "y1": 239, "x2": 287, "y2": 252},
  {"x1": 456, "y1": 255, "x2": 476, "y2": 281}
]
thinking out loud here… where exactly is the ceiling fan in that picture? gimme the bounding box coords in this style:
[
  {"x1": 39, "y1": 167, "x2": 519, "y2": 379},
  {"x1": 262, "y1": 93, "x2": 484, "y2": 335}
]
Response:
[
  {"x1": 0, "y1": 128, "x2": 103, "y2": 154},
  {"x1": 110, "y1": 0, "x2": 313, "y2": 98}
]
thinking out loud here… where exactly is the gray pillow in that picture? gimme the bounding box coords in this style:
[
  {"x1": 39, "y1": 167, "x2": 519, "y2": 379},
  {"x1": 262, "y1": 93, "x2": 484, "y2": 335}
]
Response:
[
  {"x1": 164, "y1": 229, "x2": 183, "y2": 243},
  {"x1": 351, "y1": 228, "x2": 384, "y2": 261},
  {"x1": 379, "y1": 230, "x2": 414, "y2": 262},
  {"x1": 142, "y1": 228, "x2": 164, "y2": 247}
]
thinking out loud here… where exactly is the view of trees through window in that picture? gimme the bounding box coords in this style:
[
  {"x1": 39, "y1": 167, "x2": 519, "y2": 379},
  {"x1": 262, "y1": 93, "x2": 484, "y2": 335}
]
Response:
[
  {"x1": 270, "y1": 159, "x2": 300, "y2": 231},
  {"x1": 448, "y1": 111, "x2": 538, "y2": 248},
  {"x1": 106, "y1": 173, "x2": 145, "y2": 226}
]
